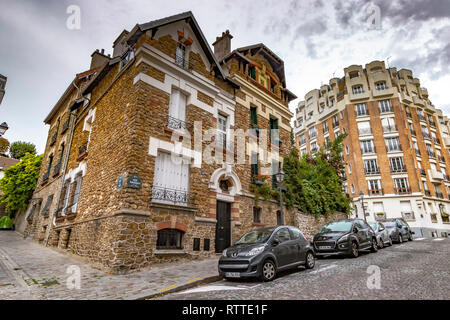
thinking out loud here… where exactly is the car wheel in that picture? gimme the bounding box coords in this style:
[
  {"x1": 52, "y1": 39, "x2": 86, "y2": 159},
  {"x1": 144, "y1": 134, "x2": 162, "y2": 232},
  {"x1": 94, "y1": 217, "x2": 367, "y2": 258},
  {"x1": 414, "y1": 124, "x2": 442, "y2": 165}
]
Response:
[
  {"x1": 350, "y1": 242, "x2": 359, "y2": 258},
  {"x1": 398, "y1": 234, "x2": 403, "y2": 243},
  {"x1": 378, "y1": 238, "x2": 384, "y2": 249},
  {"x1": 305, "y1": 251, "x2": 315, "y2": 269},
  {"x1": 371, "y1": 238, "x2": 378, "y2": 252},
  {"x1": 408, "y1": 233, "x2": 413, "y2": 241},
  {"x1": 388, "y1": 236, "x2": 393, "y2": 246},
  {"x1": 261, "y1": 260, "x2": 276, "y2": 282}
]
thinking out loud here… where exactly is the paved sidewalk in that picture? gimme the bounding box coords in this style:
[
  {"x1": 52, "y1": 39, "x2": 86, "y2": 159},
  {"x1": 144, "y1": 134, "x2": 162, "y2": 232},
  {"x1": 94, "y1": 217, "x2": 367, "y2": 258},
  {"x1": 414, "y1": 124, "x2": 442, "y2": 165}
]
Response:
[{"x1": 0, "y1": 231, "x2": 220, "y2": 300}]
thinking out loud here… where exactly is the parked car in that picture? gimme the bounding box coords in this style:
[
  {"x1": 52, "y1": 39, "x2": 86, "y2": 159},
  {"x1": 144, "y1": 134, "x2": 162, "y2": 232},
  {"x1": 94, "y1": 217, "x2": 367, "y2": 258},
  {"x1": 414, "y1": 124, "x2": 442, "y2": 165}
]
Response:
[
  {"x1": 381, "y1": 218, "x2": 414, "y2": 243},
  {"x1": 369, "y1": 221, "x2": 392, "y2": 248},
  {"x1": 312, "y1": 219, "x2": 378, "y2": 258},
  {"x1": 218, "y1": 226, "x2": 315, "y2": 282}
]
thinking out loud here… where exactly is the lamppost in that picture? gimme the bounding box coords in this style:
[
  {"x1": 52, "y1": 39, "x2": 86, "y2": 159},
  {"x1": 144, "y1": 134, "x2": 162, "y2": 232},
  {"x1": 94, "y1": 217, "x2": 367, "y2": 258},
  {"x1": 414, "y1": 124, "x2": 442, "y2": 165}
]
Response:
[
  {"x1": 359, "y1": 191, "x2": 368, "y2": 223},
  {"x1": 0, "y1": 122, "x2": 8, "y2": 137},
  {"x1": 275, "y1": 169, "x2": 285, "y2": 225}
]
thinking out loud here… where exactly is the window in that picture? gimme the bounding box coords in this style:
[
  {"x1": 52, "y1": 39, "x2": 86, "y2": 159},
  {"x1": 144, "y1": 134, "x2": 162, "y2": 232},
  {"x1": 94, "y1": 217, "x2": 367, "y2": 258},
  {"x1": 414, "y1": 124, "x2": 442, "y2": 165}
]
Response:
[
  {"x1": 361, "y1": 139, "x2": 375, "y2": 154},
  {"x1": 358, "y1": 121, "x2": 371, "y2": 135},
  {"x1": 121, "y1": 50, "x2": 135, "y2": 68},
  {"x1": 352, "y1": 85, "x2": 364, "y2": 94},
  {"x1": 345, "y1": 146, "x2": 349, "y2": 155},
  {"x1": 41, "y1": 195, "x2": 54, "y2": 216},
  {"x1": 351, "y1": 184, "x2": 355, "y2": 193},
  {"x1": 44, "y1": 154, "x2": 54, "y2": 180},
  {"x1": 309, "y1": 127, "x2": 317, "y2": 139},
  {"x1": 251, "y1": 152, "x2": 259, "y2": 177},
  {"x1": 394, "y1": 178, "x2": 409, "y2": 194},
  {"x1": 275, "y1": 228, "x2": 290, "y2": 241},
  {"x1": 348, "y1": 164, "x2": 352, "y2": 174},
  {"x1": 271, "y1": 160, "x2": 281, "y2": 188},
  {"x1": 375, "y1": 81, "x2": 387, "y2": 90},
  {"x1": 152, "y1": 152, "x2": 190, "y2": 205},
  {"x1": 168, "y1": 89, "x2": 187, "y2": 129},
  {"x1": 250, "y1": 106, "x2": 258, "y2": 126},
  {"x1": 385, "y1": 137, "x2": 401, "y2": 152},
  {"x1": 382, "y1": 118, "x2": 396, "y2": 133},
  {"x1": 249, "y1": 66, "x2": 256, "y2": 80},
  {"x1": 175, "y1": 43, "x2": 186, "y2": 68},
  {"x1": 299, "y1": 134, "x2": 306, "y2": 145},
  {"x1": 69, "y1": 174, "x2": 83, "y2": 214},
  {"x1": 310, "y1": 141, "x2": 317, "y2": 153},
  {"x1": 368, "y1": 180, "x2": 382, "y2": 195},
  {"x1": 349, "y1": 71, "x2": 360, "y2": 79},
  {"x1": 379, "y1": 100, "x2": 393, "y2": 113},
  {"x1": 157, "y1": 229, "x2": 184, "y2": 249},
  {"x1": 332, "y1": 115, "x2": 339, "y2": 127},
  {"x1": 300, "y1": 148, "x2": 307, "y2": 156},
  {"x1": 390, "y1": 157, "x2": 405, "y2": 172},
  {"x1": 323, "y1": 121, "x2": 329, "y2": 134},
  {"x1": 59, "y1": 180, "x2": 71, "y2": 216},
  {"x1": 217, "y1": 114, "x2": 228, "y2": 149},
  {"x1": 269, "y1": 117, "x2": 279, "y2": 145},
  {"x1": 364, "y1": 159, "x2": 379, "y2": 175},
  {"x1": 355, "y1": 103, "x2": 368, "y2": 116},
  {"x1": 253, "y1": 207, "x2": 262, "y2": 223}
]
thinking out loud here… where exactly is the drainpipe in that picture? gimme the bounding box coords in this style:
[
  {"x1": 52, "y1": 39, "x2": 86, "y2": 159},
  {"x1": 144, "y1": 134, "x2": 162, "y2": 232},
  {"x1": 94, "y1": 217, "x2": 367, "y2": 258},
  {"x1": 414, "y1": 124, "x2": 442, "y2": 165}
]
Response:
[{"x1": 44, "y1": 81, "x2": 88, "y2": 246}]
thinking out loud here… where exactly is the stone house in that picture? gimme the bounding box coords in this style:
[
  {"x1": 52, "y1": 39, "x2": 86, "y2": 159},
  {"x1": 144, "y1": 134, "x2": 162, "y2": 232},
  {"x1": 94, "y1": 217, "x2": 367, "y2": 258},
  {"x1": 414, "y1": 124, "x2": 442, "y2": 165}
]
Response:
[{"x1": 23, "y1": 11, "x2": 297, "y2": 273}]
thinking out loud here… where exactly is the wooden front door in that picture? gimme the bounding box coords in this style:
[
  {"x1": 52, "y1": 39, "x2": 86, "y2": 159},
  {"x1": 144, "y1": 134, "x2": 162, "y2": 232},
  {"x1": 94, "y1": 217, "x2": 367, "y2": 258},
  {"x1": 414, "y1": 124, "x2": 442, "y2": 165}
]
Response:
[{"x1": 215, "y1": 201, "x2": 231, "y2": 253}]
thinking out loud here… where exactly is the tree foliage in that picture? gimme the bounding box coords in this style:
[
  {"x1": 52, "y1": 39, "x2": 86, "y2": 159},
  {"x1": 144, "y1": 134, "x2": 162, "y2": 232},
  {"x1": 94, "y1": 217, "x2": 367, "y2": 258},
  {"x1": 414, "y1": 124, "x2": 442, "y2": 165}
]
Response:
[
  {"x1": 9, "y1": 141, "x2": 37, "y2": 159},
  {"x1": 0, "y1": 153, "x2": 42, "y2": 216},
  {"x1": 283, "y1": 134, "x2": 351, "y2": 216},
  {"x1": 0, "y1": 137, "x2": 9, "y2": 156}
]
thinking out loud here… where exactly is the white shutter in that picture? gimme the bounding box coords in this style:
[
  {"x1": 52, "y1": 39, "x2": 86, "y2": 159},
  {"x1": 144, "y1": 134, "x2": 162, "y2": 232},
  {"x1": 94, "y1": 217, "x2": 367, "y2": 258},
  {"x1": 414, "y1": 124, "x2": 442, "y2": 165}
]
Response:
[
  {"x1": 169, "y1": 89, "x2": 180, "y2": 120},
  {"x1": 178, "y1": 92, "x2": 186, "y2": 122},
  {"x1": 400, "y1": 201, "x2": 412, "y2": 213}
]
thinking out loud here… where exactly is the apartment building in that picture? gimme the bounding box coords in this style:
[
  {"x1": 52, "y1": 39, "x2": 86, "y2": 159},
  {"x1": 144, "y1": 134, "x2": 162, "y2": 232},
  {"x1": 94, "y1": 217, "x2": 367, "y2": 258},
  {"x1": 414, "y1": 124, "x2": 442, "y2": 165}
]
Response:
[
  {"x1": 22, "y1": 12, "x2": 296, "y2": 273},
  {"x1": 294, "y1": 60, "x2": 450, "y2": 238}
]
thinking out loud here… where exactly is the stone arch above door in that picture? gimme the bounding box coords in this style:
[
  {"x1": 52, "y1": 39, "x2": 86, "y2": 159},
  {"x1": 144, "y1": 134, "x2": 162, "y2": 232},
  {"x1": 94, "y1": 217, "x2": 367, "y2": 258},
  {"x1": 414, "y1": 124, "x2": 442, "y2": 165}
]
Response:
[{"x1": 209, "y1": 164, "x2": 242, "y2": 197}]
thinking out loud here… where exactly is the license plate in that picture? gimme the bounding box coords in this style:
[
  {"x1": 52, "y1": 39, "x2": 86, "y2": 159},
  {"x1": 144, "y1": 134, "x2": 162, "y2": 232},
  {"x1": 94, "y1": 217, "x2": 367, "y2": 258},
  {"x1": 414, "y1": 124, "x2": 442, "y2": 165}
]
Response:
[
  {"x1": 319, "y1": 246, "x2": 332, "y2": 249},
  {"x1": 225, "y1": 272, "x2": 241, "y2": 278}
]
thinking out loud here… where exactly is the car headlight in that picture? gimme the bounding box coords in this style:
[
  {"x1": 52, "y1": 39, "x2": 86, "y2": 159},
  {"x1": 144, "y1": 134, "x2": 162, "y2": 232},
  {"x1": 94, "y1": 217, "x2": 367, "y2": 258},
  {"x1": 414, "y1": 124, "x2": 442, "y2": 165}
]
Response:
[
  {"x1": 337, "y1": 235, "x2": 349, "y2": 243},
  {"x1": 222, "y1": 249, "x2": 228, "y2": 257},
  {"x1": 245, "y1": 246, "x2": 265, "y2": 256}
]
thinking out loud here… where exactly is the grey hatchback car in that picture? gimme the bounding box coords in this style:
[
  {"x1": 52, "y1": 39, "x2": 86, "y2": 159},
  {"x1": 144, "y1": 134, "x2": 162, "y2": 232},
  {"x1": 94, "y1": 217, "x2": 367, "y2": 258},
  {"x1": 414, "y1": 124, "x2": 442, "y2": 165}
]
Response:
[
  {"x1": 369, "y1": 221, "x2": 393, "y2": 248},
  {"x1": 218, "y1": 226, "x2": 315, "y2": 281}
]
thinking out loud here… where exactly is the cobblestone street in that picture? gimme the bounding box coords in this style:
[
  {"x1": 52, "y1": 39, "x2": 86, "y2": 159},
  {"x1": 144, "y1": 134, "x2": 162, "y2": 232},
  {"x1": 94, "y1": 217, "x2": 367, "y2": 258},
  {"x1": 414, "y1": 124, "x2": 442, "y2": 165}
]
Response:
[
  {"x1": 0, "y1": 231, "x2": 218, "y2": 300},
  {"x1": 158, "y1": 237, "x2": 450, "y2": 300}
]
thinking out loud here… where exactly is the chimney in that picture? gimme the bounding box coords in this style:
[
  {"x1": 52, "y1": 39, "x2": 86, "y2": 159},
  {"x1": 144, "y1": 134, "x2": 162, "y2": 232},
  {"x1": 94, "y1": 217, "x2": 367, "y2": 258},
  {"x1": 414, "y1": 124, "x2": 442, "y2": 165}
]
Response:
[
  {"x1": 90, "y1": 49, "x2": 110, "y2": 69},
  {"x1": 212, "y1": 30, "x2": 233, "y2": 62}
]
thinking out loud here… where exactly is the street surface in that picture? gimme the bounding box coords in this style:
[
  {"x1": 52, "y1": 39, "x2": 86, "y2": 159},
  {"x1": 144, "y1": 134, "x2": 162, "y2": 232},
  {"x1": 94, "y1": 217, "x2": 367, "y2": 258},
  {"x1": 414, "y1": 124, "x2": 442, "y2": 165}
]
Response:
[{"x1": 157, "y1": 237, "x2": 450, "y2": 300}]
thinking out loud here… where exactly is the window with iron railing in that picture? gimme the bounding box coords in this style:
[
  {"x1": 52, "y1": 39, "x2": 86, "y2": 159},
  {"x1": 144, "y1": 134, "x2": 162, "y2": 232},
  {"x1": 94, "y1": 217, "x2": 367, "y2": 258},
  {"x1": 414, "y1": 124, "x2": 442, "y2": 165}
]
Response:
[
  {"x1": 361, "y1": 140, "x2": 375, "y2": 154},
  {"x1": 390, "y1": 157, "x2": 406, "y2": 173},
  {"x1": 368, "y1": 180, "x2": 383, "y2": 196},
  {"x1": 385, "y1": 137, "x2": 401, "y2": 152},
  {"x1": 364, "y1": 159, "x2": 380, "y2": 175},
  {"x1": 375, "y1": 82, "x2": 387, "y2": 90},
  {"x1": 352, "y1": 85, "x2": 364, "y2": 94},
  {"x1": 394, "y1": 178, "x2": 410, "y2": 194}
]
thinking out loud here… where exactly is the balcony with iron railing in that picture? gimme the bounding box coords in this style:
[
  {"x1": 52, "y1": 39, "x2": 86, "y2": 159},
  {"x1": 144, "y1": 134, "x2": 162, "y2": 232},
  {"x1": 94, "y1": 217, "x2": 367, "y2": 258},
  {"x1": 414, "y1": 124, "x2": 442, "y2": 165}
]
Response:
[
  {"x1": 361, "y1": 146, "x2": 377, "y2": 155},
  {"x1": 174, "y1": 52, "x2": 192, "y2": 71},
  {"x1": 427, "y1": 150, "x2": 436, "y2": 158},
  {"x1": 368, "y1": 188, "x2": 384, "y2": 196},
  {"x1": 151, "y1": 185, "x2": 195, "y2": 207},
  {"x1": 390, "y1": 166, "x2": 407, "y2": 173},
  {"x1": 394, "y1": 187, "x2": 411, "y2": 195},
  {"x1": 401, "y1": 211, "x2": 415, "y2": 221},
  {"x1": 386, "y1": 144, "x2": 402, "y2": 153},
  {"x1": 365, "y1": 167, "x2": 380, "y2": 176},
  {"x1": 383, "y1": 125, "x2": 398, "y2": 133},
  {"x1": 379, "y1": 106, "x2": 394, "y2": 114},
  {"x1": 167, "y1": 116, "x2": 194, "y2": 134}
]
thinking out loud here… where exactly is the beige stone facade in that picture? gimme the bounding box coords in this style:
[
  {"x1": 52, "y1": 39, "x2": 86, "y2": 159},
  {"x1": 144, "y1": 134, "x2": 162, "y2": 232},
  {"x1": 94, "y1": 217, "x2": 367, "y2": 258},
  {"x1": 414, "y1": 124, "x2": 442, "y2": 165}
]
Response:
[
  {"x1": 22, "y1": 12, "x2": 300, "y2": 273},
  {"x1": 294, "y1": 60, "x2": 450, "y2": 238}
]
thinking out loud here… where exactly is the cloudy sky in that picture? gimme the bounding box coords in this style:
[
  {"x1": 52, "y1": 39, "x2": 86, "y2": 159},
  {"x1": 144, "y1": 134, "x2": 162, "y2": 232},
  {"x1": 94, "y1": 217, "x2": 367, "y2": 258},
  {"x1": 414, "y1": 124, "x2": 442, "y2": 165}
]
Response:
[{"x1": 1, "y1": 0, "x2": 450, "y2": 153}]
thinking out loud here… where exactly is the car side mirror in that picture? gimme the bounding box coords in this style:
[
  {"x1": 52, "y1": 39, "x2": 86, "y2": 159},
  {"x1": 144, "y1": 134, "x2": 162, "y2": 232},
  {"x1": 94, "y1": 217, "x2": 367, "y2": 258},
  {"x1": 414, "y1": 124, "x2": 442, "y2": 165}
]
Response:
[
  {"x1": 353, "y1": 228, "x2": 358, "y2": 233},
  {"x1": 272, "y1": 238, "x2": 280, "y2": 246}
]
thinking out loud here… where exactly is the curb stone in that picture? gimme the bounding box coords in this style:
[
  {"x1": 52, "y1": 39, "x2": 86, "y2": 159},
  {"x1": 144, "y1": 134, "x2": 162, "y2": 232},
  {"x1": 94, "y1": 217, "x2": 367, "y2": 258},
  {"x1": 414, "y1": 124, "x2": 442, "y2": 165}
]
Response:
[{"x1": 135, "y1": 275, "x2": 223, "y2": 300}]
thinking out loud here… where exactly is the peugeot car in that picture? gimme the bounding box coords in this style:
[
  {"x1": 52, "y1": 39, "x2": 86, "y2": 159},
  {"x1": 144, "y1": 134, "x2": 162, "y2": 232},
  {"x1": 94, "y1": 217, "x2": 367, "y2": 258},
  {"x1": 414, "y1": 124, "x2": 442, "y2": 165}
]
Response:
[
  {"x1": 313, "y1": 219, "x2": 378, "y2": 258},
  {"x1": 369, "y1": 221, "x2": 392, "y2": 248},
  {"x1": 218, "y1": 226, "x2": 315, "y2": 282},
  {"x1": 382, "y1": 218, "x2": 414, "y2": 243}
]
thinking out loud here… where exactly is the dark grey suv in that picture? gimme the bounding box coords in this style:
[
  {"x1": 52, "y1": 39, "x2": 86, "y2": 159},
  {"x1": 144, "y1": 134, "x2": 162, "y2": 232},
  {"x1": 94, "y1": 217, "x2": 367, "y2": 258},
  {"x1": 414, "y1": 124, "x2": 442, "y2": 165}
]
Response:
[
  {"x1": 313, "y1": 219, "x2": 378, "y2": 258},
  {"x1": 382, "y1": 218, "x2": 414, "y2": 243},
  {"x1": 218, "y1": 226, "x2": 315, "y2": 281}
]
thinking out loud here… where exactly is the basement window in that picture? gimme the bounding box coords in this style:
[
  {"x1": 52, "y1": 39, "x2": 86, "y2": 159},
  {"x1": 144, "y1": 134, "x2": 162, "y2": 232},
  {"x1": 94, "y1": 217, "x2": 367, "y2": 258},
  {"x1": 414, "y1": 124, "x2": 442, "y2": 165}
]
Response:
[{"x1": 157, "y1": 229, "x2": 184, "y2": 249}]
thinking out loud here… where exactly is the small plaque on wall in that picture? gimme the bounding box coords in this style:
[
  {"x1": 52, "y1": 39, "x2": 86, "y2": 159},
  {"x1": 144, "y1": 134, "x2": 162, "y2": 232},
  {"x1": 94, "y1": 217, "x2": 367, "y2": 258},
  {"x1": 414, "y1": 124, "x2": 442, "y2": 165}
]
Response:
[{"x1": 127, "y1": 174, "x2": 142, "y2": 189}]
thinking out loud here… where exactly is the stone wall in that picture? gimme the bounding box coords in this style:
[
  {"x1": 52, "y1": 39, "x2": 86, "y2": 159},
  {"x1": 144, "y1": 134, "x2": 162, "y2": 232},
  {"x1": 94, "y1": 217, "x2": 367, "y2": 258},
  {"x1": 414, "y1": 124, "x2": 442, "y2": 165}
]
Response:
[{"x1": 296, "y1": 211, "x2": 349, "y2": 240}]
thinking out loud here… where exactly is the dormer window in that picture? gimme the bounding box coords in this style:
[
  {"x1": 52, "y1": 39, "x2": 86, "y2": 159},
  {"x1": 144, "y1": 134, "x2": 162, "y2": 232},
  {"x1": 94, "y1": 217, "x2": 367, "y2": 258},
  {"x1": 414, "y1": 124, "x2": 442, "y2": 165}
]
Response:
[
  {"x1": 121, "y1": 49, "x2": 135, "y2": 68},
  {"x1": 249, "y1": 66, "x2": 256, "y2": 80}
]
